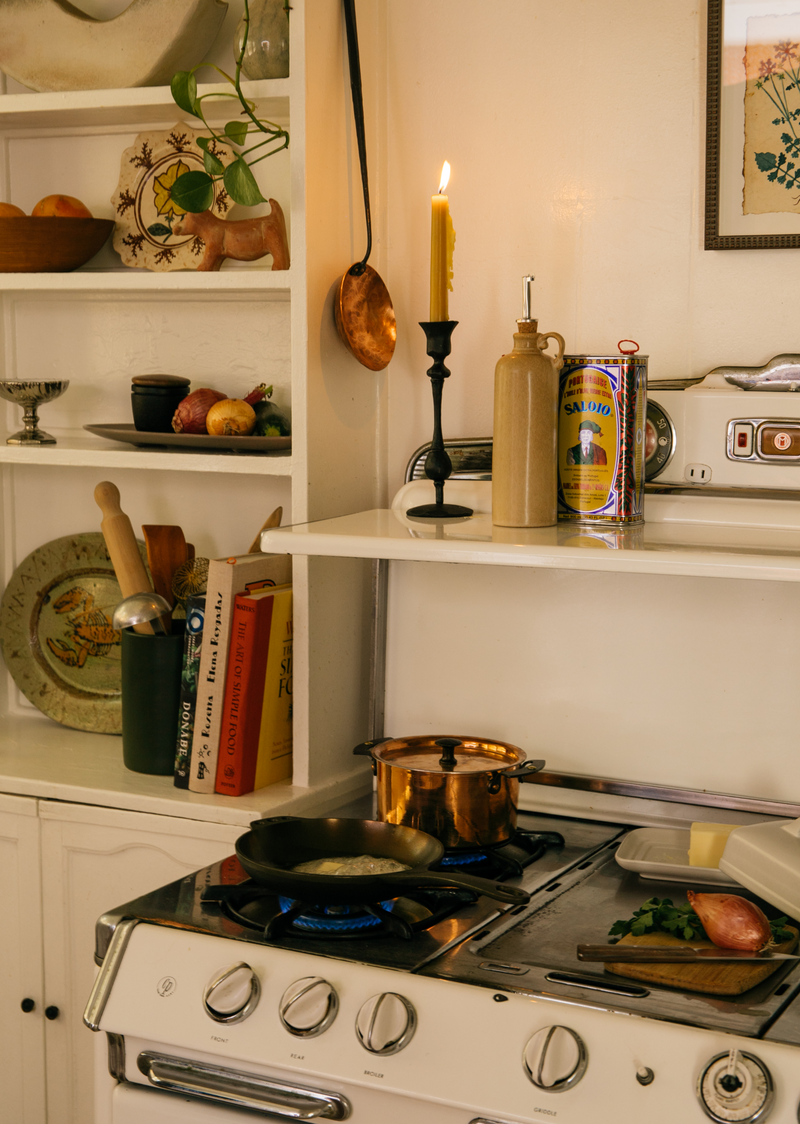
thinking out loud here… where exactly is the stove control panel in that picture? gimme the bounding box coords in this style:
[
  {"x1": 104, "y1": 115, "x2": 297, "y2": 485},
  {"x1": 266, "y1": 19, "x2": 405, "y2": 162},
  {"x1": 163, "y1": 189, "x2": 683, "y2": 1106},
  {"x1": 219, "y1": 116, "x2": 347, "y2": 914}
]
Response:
[
  {"x1": 523, "y1": 1025, "x2": 588, "y2": 1092},
  {"x1": 280, "y1": 977, "x2": 339, "y2": 1038},
  {"x1": 697, "y1": 1049, "x2": 774, "y2": 1124},
  {"x1": 202, "y1": 962, "x2": 260, "y2": 1025},
  {"x1": 355, "y1": 992, "x2": 417, "y2": 1056},
  {"x1": 727, "y1": 419, "x2": 800, "y2": 463}
]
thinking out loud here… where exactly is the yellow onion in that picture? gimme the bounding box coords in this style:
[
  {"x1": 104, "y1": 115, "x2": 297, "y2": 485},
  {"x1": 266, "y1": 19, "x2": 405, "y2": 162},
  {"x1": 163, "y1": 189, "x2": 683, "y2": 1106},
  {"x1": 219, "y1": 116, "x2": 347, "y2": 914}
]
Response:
[
  {"x1": 205, "y1": 397, "x2": 257, "y2": 436},
  {"x1": 687, "y1": 891, "x2": 772, "y2": 950},
  {"x1": 172, "y1": 388, "x2": 225, "y2": 434}
]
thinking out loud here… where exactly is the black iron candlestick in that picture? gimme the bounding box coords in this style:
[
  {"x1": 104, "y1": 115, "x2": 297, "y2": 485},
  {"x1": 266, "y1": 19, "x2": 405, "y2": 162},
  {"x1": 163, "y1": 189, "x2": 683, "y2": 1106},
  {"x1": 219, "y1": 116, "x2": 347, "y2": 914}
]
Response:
[{"x1": 406, "y1": 320, "x2": 474, "y2": 520}]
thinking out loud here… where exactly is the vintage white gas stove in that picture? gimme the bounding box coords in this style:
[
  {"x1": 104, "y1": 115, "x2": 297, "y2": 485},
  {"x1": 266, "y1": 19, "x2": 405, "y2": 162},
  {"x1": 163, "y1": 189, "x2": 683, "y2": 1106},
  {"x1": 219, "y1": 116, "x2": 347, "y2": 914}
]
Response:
[{"x1": 85, "y1": 793, "x2": 800, "y2": 1124}]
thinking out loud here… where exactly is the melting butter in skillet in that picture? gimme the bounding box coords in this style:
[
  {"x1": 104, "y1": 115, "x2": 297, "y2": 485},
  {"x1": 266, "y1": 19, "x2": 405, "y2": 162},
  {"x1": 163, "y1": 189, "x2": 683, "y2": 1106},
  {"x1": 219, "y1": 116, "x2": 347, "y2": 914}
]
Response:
[{"x1": 292, "y1": 855, "x2": 410, "y2": 876}]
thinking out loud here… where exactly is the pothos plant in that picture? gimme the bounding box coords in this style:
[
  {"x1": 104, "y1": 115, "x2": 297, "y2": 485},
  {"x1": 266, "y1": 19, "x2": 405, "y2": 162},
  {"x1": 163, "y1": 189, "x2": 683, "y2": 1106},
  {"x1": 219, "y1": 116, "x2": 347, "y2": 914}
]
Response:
[{"x1": 168, "y1": 0, "x2": 290, "y2": 214}]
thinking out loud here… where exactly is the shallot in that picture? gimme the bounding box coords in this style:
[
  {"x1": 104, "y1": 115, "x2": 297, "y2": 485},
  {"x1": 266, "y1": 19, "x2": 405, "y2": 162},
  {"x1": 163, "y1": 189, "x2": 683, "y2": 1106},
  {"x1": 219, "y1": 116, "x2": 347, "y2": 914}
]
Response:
[
  {"x1": 687, "y1": 891, "x2": 772, "y2": 951},
  {"x1": 172, "y1": 388, "x2": 226, "y2": 434}
]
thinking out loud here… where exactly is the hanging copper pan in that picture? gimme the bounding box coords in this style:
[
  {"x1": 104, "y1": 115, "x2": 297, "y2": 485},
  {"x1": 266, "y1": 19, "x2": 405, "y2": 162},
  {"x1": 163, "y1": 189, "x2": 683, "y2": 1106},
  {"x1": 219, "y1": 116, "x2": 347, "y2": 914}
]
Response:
[{"x1": 334, "y1": 0, "x2": 396, "y2": 371}]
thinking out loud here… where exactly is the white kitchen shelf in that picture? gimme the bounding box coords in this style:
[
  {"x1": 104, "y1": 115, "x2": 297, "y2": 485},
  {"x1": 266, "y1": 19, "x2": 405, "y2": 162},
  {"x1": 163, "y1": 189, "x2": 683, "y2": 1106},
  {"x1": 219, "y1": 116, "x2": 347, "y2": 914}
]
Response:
[
  {"x1": 0, "y1": 434, "x2": 293, "y2": 475},
  {"x1": 0, "y1": 269, "x2": 294, "y2": 293},
  {"x1": 261, "y1": 497, "x2": 800, "y2": 582},
  {"x1": 0, "y1": 79, "x2": 289, "y2": 131},
  {"x1": 0, "y1": 710, "x2": 368, "y2": 828}
]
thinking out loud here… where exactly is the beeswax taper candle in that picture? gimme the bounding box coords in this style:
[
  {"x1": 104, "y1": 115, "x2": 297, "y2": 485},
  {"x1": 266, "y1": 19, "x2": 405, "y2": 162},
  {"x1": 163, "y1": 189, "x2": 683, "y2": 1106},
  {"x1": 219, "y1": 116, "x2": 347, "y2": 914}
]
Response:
[{"x1": 430, "y1": 162, "x2": 455, "y2": 321}]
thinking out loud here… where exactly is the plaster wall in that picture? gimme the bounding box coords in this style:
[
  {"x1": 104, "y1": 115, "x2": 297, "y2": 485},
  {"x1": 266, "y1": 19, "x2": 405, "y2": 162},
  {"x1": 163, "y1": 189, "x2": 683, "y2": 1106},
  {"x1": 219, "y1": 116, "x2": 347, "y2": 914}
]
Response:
[{"x1": 378, "y1": 0, "x2": 787, "y2": 495}]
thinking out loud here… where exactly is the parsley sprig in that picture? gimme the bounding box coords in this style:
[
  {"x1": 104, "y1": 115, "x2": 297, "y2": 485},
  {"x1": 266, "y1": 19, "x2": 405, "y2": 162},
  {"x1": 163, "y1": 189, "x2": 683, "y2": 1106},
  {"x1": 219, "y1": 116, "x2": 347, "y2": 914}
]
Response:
[{"x1": 609, "y1": 896, "x2": 794, "y2": 943}]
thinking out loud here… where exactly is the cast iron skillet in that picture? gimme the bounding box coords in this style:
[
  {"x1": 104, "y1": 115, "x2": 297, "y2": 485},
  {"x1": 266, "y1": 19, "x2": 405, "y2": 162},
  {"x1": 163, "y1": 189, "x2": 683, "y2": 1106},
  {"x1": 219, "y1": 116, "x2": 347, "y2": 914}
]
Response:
[{"x1": 235, "y1": 817, "x2": 531, "y2": 907}]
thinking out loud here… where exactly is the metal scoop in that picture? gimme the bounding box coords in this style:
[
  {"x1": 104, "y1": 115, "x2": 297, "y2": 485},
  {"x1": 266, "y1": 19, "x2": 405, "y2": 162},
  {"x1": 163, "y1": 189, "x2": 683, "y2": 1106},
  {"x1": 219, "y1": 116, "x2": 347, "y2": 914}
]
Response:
[{"x1": 112, "y1": 592, "x2": 171, "y2": 636}]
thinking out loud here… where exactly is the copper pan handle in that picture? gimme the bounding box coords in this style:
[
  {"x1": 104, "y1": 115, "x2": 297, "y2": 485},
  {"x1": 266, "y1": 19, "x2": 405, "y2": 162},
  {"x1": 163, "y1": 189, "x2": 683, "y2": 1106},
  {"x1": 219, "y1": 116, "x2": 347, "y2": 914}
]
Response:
[
  {"x1": 505, "y1": 759, "x2": 546, "y2": 781},
  {"x1": 352, "y1": 738, "x2": 392, "y2": 757}
]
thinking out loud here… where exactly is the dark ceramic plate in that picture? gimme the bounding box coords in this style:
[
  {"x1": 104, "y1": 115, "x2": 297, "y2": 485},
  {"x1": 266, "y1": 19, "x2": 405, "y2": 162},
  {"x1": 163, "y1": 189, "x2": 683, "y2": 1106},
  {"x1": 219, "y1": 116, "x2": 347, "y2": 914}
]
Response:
[{"x1": 84, "y1": 423, "x2": 291, "y2": 453}]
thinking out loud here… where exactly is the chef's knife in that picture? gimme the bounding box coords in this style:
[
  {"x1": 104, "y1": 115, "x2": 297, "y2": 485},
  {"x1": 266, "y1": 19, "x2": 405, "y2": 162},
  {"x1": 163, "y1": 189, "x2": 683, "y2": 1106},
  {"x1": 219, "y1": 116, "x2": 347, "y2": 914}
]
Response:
[{"x1": 577, "y1": 944, "x2": 800, "y2": 962}]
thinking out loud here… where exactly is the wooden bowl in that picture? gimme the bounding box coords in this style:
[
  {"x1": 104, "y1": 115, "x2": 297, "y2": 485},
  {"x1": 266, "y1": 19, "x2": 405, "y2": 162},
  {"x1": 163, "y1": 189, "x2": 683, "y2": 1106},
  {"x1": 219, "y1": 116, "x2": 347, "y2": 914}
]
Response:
[{"x1": 0, "y1": 217, "x2": 115, "y2": 272}]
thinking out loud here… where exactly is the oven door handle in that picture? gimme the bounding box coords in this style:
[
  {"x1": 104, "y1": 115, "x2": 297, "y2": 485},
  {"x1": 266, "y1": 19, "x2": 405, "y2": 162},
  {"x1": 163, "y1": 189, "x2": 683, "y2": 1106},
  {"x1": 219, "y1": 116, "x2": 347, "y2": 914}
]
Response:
[{"x1": 137, "y1": 1051, "x2": 352, "y2": 1120}]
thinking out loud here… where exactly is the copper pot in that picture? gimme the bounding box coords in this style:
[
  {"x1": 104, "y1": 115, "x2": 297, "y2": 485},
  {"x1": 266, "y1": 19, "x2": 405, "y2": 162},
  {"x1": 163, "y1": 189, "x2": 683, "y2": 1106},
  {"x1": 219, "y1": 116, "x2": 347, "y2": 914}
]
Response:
[{"x1": 353, "y1": 735, "x2": 545, "y2": 850}]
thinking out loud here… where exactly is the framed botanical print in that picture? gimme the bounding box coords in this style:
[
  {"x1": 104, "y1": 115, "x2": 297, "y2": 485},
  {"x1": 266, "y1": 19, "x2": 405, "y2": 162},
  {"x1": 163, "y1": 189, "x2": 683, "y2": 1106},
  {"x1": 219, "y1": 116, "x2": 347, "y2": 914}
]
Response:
[{"x1": 706, "y1": 0, "x2": 800, "y2": 247}]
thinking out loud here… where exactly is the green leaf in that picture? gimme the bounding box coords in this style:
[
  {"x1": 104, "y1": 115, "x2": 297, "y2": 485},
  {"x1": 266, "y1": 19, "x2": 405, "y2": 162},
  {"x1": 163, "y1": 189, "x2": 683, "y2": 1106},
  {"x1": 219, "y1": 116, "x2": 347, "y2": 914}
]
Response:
[
  {"x1": 756, "y1": 151, "x2": 778, "y2": 171},
  {"x1": 147, "y1": 223, "x2": 172, "y2": 237},
  {"x1": 223, "y1": 156, "x2": 267, "y2": 206},
  {"x1": 196, "y1": 139, "x2": 226, "y2": 176},
  {"x1": 170, "y1": 170, "x2": 215, "y2": 214},
  {"x1": 171, "y1": 71, "x2": 199, "y2": 117},
  {"x1": 224, "y1": 119, "x2": 249, "y2": 147}
]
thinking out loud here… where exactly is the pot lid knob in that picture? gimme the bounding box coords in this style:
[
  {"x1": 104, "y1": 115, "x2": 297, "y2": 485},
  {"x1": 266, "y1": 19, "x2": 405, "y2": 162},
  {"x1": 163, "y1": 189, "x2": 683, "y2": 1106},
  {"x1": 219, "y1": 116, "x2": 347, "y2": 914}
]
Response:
[{"x1": 435, "y1": 737, "x2": 462, "y2": 771}]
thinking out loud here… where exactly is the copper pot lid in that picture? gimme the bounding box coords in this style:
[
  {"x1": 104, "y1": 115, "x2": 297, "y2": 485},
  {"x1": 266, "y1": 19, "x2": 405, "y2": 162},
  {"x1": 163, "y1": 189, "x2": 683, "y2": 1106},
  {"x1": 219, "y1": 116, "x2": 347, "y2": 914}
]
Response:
[{"x1": 373, "y1": 735, "x2": 526, "y2": 774}]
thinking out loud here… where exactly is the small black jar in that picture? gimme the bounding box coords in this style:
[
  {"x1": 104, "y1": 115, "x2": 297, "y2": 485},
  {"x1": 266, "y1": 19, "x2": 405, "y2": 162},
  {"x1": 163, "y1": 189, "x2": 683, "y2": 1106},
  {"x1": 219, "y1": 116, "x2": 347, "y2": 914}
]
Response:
[{"x1": 131, "y1": 375, "x2": 190, "y2": 432}]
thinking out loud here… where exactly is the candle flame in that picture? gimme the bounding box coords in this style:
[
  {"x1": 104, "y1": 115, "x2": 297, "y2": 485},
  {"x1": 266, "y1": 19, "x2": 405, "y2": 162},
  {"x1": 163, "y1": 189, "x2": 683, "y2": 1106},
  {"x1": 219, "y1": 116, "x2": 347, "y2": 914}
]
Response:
[{"x1": 438, "y1": 161, "x2": 450, "y2": 194}]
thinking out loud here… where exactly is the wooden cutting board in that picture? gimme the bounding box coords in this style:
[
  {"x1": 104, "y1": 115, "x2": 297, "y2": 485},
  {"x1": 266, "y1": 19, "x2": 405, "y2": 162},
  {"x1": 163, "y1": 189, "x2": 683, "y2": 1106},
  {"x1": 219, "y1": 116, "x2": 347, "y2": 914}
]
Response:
[{"x1": 604, "y1": 927, "x2": 799, "y2": 995}]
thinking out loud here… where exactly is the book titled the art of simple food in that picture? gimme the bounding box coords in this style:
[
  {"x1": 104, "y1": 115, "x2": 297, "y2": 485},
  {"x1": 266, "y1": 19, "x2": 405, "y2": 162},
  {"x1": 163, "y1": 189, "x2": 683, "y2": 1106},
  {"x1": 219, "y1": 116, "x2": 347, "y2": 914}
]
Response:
[{"x1": 188, "y1": 553, "x2": 291, "y2": 793}]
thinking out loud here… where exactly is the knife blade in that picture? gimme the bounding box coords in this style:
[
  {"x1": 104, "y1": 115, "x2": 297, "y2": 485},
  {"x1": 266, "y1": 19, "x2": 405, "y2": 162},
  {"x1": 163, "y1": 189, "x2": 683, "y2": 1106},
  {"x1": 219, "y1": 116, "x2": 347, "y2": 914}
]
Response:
[{"x1": 577, "y1": 944, "x2": 800, "y2": 963}]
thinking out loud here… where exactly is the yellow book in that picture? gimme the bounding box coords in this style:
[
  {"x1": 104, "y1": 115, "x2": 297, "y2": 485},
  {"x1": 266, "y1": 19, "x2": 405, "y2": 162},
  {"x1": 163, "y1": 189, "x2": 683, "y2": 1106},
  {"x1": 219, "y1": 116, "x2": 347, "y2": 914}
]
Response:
[{"x1": 254, "y1": 587, "x2": 293, "y2": 789}]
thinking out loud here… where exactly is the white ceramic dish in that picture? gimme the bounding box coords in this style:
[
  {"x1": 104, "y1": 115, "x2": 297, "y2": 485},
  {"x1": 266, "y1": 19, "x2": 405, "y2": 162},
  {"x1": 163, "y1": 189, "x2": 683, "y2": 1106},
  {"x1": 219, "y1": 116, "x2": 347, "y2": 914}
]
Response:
[{"x1": 615, "y1": 827, "x2": 740, "y2": 886}]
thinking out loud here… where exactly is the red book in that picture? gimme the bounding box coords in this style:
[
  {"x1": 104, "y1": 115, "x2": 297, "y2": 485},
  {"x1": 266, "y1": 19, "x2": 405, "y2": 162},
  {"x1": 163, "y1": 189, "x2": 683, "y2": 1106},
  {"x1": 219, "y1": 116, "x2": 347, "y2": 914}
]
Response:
[{"x1": 214, "y1": 584, "x2": 290, "y2": 797}]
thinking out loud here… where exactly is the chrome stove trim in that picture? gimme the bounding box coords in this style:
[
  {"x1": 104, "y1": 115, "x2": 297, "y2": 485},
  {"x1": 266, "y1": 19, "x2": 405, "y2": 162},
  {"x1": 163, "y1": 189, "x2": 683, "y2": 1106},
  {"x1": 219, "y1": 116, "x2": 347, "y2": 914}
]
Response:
[
  {"x1": 136, "y1": 1051, "x2": 352, "y2": 1119},
  {"x1": 645, "y1": 480, "x2": 800, "y2": 502},
  {"x1": 526, "y1": 771, "x2": 800, "y2": 818},
  {"x1": 106, "y1": 1033, "x2": 125, "y2": 1082},
  {"x1": 84, "y1": 917, "x2": 139, "y2": 1031}
]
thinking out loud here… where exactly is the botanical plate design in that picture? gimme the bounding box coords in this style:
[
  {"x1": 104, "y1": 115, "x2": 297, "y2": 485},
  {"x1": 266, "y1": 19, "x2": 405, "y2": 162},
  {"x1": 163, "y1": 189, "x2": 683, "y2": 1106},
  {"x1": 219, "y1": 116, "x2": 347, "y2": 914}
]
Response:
[
  {"x1": 111, "y1": 122, "x2": 234, "y2": 271},
  {"x1": 0, "y1": 533, "x2": 147, "y2": 734},
  {"x1": 85, "y1": 423, "x2": 291, "y2": 453}
]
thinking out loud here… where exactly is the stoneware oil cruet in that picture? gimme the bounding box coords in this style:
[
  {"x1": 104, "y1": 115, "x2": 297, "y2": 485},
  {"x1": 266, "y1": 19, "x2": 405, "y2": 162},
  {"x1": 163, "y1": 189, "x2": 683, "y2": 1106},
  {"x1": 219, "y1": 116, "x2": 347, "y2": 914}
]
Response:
[{"x1": 492, "y1": 275, "x2": 565, "y2": 527}]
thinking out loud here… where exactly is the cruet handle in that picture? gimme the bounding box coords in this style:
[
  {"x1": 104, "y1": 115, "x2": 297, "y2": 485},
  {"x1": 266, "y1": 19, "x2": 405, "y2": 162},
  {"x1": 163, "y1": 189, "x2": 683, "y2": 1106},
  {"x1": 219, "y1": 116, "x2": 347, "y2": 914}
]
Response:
[{"x1": 538, "y1": 331, "x2": 565, "y2": 370}]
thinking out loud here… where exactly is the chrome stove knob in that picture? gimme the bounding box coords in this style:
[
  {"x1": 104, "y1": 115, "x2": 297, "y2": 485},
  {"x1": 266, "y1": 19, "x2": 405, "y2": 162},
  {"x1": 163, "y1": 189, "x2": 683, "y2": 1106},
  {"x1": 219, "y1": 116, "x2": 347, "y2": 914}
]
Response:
[
  {"x1": 523, "y1": 1026, "x2": 588, "y2": 1091},
  {"x1": 203, "y1": 962, "x2": 260, "y2": 1024},
  {"x1": 280, "y1": 977, "x2": 339, "y2": 1038},
  {"x1": 697, "y1": 1049, "x2": 774, "y2": 1123},
  {"x1": 355, "y1": 993, "x2": 417, "y2": 1055}
]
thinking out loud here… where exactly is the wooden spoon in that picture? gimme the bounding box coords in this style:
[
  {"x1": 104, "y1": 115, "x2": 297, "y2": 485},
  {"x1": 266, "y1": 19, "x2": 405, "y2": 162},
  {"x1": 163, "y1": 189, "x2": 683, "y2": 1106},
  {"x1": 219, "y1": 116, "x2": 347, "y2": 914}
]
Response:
[
  {"x1": 142, "y1": 525, "x2": 189, "y2": 618},
  {"x1": 247, "y1": 506, "x2": 283, "y2": 554}
]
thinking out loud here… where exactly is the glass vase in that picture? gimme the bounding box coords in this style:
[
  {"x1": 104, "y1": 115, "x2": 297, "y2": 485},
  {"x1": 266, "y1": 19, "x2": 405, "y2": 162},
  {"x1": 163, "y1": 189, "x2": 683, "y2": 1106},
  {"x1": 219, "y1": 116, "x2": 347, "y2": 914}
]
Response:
[{"x1": 235, "y1": 0, "x2": 290, "y2": 80}]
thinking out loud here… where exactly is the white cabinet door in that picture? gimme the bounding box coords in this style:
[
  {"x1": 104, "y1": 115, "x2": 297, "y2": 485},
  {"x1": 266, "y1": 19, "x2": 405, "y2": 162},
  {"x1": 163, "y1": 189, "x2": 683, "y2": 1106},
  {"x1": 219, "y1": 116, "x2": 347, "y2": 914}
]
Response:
[
  {"x1": 0, "y1": 792, "x2": 46, "y2": 1124},
  {"x1": 38, "y1": 800, "x2": 241, "y2": 1124}
]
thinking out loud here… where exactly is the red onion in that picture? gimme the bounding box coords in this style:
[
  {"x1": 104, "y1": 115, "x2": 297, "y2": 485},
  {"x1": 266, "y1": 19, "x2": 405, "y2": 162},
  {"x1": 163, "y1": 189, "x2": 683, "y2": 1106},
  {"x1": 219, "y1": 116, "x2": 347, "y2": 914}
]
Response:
[
  {"x1": 172, "y1": 388, "x2": 226, "y2": 434},
  {"x1": 687, "y1": 891, "x2": 772, "y2": 951}
]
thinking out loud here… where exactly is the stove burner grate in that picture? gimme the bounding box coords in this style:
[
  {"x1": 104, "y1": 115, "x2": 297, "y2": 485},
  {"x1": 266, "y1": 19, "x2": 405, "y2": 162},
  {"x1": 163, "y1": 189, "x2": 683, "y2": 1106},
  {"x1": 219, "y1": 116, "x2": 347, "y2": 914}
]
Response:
[
  {"x1": 437, "y1": 829, "x2": 565, "y2": 879},
  {"x1": 276, "y1": 896, "x2": 394, "y2": 933}
]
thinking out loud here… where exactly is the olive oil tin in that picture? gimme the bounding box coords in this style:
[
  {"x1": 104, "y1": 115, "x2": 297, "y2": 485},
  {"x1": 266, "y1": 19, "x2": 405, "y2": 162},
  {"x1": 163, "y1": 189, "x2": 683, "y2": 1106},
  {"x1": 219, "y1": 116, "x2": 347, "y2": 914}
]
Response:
[{"x1": 557, "y1": 350, "x2": 647, "y2": 524}]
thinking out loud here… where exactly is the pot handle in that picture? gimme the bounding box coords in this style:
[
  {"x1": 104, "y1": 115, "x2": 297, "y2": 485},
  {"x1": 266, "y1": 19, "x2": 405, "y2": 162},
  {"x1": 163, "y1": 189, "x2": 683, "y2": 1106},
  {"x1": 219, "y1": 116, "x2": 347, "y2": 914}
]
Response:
[
  {"x1": 352, "y1": 738, "x2": 392, "y2": 757},
  {"x1": 504, "y1": 759, "x2": 546, "y2": 781},
  {"x1": 387, "y1": 870, "x2": 530, "y2": 906}
]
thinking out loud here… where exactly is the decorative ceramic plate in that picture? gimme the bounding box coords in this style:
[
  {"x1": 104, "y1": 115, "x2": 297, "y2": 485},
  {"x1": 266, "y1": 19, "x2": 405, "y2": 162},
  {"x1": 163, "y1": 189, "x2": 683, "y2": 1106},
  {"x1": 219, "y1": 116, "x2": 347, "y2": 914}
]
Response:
[
  {"x1": 111, "y1": 122, "x2": 234, "y2": 271},
  {"x1": 85, "y1": 423, "x2": 291, "y2": 453},
  {"x1": 0, "y1": 533, "x2": 146, "y2": 734},
  {"x1": 615, "y1": 828, "x2": 740, "y2": 887}
]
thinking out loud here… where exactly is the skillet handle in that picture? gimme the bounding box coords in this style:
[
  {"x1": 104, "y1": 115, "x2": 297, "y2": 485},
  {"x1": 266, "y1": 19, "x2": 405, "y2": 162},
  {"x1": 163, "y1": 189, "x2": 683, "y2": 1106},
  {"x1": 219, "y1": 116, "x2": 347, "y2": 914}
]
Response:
[
  {"x1": 352, "y1": 738, "x2": 392, "y2": 757},
  {"x1": 505, "y1": 759, "x2": 546, "y2": 781},
  {"x1": 249, "y1": 816, "x2": 300, "y2": 829},
  {"x1": 388, "y1": 870, "x2": 530, "y2": 906}
]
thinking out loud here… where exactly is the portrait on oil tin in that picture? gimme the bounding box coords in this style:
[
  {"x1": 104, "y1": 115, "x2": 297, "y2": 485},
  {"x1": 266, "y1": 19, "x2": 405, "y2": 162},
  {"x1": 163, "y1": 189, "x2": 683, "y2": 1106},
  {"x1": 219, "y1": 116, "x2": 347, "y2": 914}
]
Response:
[{"x1": 566, "y1": 419, "x2": 607, "y2": 466}]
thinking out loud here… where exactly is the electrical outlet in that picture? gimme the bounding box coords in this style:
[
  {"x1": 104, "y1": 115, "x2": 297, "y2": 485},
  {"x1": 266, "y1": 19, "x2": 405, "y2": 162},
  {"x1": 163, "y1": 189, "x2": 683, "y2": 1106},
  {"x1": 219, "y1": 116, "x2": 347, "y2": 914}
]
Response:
[{"x1": 684, "y1": 463, "x2": 712, "y2": 484}]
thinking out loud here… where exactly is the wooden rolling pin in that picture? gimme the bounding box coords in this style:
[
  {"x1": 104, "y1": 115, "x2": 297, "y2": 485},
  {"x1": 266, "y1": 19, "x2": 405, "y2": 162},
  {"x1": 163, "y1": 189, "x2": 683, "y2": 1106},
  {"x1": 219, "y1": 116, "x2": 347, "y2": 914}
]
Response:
[{"x1": 94, "y1": 481, "x2": 155, "y2": 635}]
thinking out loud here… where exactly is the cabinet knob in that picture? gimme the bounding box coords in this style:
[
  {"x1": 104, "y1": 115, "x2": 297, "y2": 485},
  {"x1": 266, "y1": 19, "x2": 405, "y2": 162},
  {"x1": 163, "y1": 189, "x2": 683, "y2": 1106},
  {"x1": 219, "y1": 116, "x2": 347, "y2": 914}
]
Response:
[
  {"x1": 45, "y1": 1006, "x2": 59, "y2": 1021},
  {"x1": 20, "y1": 998, "x2": 35, "y2": 1013}
]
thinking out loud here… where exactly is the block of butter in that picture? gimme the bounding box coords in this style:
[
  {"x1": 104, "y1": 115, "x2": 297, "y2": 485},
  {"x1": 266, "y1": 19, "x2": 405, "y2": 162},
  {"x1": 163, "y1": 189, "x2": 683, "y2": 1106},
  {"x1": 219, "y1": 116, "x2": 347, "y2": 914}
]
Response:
[
  {"x1": 687, "y1": 827, "x2": 741, "y2": 867},
  {"x1": 688, "y1": 822, "x2": 740, "y2": 868}
]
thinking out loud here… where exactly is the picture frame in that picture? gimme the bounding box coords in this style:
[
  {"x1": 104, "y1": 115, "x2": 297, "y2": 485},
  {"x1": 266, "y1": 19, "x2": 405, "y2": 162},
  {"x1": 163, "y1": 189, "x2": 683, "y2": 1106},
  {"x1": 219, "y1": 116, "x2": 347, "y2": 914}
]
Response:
[{"x1": 706, "y1": 0, "x2": 800, "y2": 248}]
